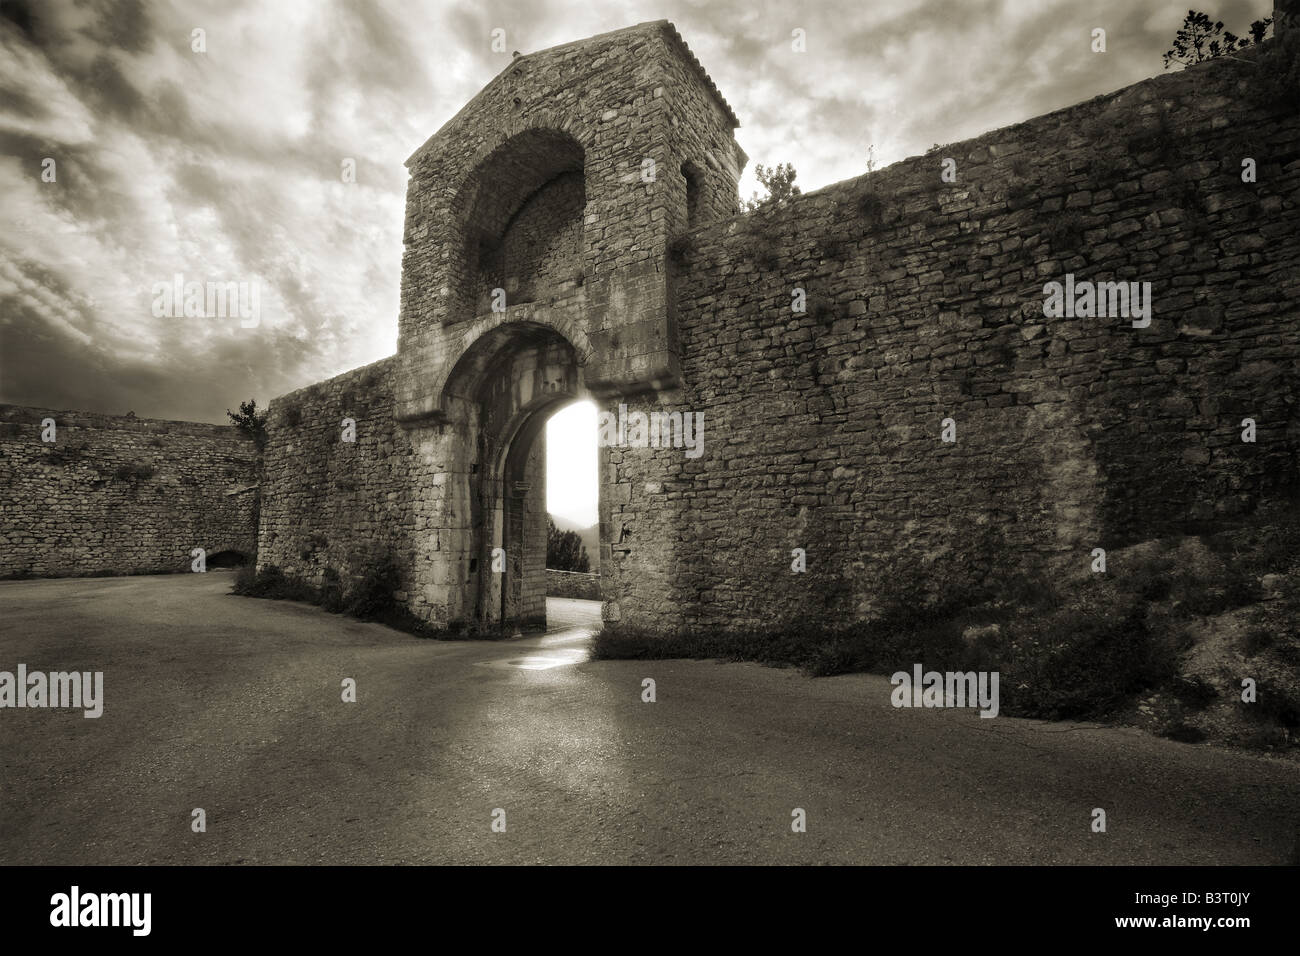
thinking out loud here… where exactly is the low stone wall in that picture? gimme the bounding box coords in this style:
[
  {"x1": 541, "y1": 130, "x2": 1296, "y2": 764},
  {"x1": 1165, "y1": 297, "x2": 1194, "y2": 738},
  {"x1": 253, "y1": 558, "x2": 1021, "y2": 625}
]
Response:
[
  {"x1": 0, "y1": 404, "x2": 259, "y2": 578},
  {"x1": 546, "y1": 569, "x2": 602, "y2": 600}
]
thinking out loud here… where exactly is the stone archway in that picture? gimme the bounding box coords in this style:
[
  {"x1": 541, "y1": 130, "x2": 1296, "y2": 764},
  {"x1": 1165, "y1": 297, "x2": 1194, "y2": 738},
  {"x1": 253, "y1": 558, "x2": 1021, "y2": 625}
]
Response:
[
  {"x1": 493, "y1": 392, "x2": 594, "y2": 629},
  {"x1": 439, "y1": 321, "x2": 591, "y2": 629}
]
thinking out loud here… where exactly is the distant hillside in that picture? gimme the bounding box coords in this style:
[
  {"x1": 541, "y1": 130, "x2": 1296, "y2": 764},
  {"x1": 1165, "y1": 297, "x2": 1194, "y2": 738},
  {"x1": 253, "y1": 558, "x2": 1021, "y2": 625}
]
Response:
[{"x1": 550, "y1": 514, "x2": 600, "y2": 571}]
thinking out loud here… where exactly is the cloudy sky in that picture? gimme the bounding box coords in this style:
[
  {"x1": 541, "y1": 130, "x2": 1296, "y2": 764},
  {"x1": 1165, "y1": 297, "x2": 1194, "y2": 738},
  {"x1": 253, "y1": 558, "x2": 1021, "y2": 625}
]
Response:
[{"x1": 0, "y1": 0, "x2": 1274, "y2": 435}]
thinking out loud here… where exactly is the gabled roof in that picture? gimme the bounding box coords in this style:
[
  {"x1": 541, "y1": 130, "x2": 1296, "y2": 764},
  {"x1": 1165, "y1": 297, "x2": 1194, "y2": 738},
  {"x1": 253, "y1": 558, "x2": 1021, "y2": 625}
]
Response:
[{"x1": 406, "y1": 20, "x2": 739, "y2": 167}]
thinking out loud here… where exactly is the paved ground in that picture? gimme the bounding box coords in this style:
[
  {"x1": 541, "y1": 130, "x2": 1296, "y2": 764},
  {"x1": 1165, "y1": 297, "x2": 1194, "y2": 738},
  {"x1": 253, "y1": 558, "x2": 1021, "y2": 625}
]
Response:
[{"x1": 1, "y1": 574, "x2": 1297, "y2": 865}]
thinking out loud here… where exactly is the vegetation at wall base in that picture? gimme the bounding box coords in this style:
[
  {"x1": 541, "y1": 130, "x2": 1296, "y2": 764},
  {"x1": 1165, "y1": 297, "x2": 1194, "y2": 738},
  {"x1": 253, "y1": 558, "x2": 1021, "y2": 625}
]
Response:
[
  {"x1": 230, "y1": 563, "x2": 515, "y2": 641},
  {"x1": 594, "y1": 508, "x2": 1300, "y2": 749}
]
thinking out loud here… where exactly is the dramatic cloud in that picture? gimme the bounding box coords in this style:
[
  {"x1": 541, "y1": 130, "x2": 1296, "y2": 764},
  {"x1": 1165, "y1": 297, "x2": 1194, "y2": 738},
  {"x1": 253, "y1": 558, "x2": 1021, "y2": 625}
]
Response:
[{"x1": 0, "y1": 0, "x2": 1274, "y2": 421}]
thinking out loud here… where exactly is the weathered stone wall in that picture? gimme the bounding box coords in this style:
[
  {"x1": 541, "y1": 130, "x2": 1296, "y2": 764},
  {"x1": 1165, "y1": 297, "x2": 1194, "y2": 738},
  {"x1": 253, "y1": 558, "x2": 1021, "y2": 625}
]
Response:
[
  {"x1": 255, "y1": 358, "x2": 417, "y2": 595},
  {"x1": 520, "y1": 438, "x2": 548, "y2": 623},
  {"x1": 257, "y1": 352, "x2": 557, "y2": 628},
  {"x1": 546, "y1": 569, "x2": 602, "y2": 600},
  {"x1": 475, "y1": 170, "x2": 585, "y2": 314},
  {"x1": 604, "y1": 51, "x2": 1300, "y2": 631},
  {"x1": 0, "y1": 404, "x2": 258, "y2": 578}
]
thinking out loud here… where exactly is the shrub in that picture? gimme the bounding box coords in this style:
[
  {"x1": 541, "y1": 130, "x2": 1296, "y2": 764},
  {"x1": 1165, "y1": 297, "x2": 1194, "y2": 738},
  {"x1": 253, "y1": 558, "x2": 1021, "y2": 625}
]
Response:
[
  {"x1": 226, "y1": 399, "x2": 269, "y2": 449},
  {"x1": 344, "y1": 550, "x2": 402, "y2": 620},
  {"x1": 741, "y1": 227, "x2": 782, "y2": 270},
  {"x1": 1242, "y1": 627, "x2": 1275, "y2": 656},
  {"x1": 298, "y1": 533, "x2": 328, "y2": 561},
  {"x1": 1101, "y1": 537, "x2": 1259, "y2": 618},
  {"x1": 1206, "y1": 507, "x2": 1300, "y2": 578},
  {"x1": 1169, "y1": 674, "x2": 1219, "y2": 709},
  {"x1": 231, "y1": 564, "x2": 315, "y2": 602},
  {"x1": 320, "y1": 567, "x2": 346, "y2": 613},
  {"x1": 1165, "y1": 178, "x2": 1210, "y2": 236},
  {"x1": 1251, "y1": 676, "x2": 1300, "y2": 729},
  {"x1": 230, "y1": 551, "x2": 521, "y2": 641},
  {"x1": 232, "y1": 563, "x2": 257, "y2": 593},
  {"x1": 1241, "y1": 563, "x2": 1300, "y2": 670},
  {"x1": 594, "y1": 529, "x2": 1201, "y2": 723},
  {"x1": 811, "y1": 299, "x2": 837, "y2": 326},
  {"x1": 1162, "y1": 722, "x2": 1209, "y2": 743},
  {"x1": 743, "y1": 162, "x2": 801, "y2": 212}
]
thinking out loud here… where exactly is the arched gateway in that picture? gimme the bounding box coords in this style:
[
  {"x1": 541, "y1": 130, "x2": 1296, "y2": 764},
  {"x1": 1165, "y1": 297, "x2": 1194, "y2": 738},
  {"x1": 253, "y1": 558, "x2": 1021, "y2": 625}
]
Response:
[
  {"x1": 256, "y1": 21, "x2": 746, "y2": 630},
  {"x1": 256, "y1": 14, "x2": 1300, "y2": 637}
]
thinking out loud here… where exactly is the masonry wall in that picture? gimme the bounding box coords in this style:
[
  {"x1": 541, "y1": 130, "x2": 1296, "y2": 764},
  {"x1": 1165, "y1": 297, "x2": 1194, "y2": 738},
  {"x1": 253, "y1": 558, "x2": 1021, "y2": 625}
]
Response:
[
  {"x1": 257, "y1": 351, "x2": 558, "y2": 628},
  {"x1": 255, "y1": 358, "x2": 418, "y2": 596},
  {"x1": 0, "y1": 404, "x2": 258, "y2": 578},
  {"x1": 520, "y1": 437, "x2": 548, "y2": 623},
  {"x1": 475, "y1": 170, "x2": 585, "y2": 314},
  {"x1": 604, "y1": 52, "x2": 1300, "y2": 631},
  {"x1": 547, "y1": 569, "x2": 602, "y2": 600},
  {"x1": 258, "y1": 35, "x2": 1299, "y2": 636}
]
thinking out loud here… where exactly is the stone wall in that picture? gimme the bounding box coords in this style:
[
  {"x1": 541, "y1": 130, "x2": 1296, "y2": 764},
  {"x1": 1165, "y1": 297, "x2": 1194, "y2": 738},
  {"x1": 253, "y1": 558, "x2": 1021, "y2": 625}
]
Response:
[
  {"x1": 258, "y1": 26, "x2": 1300, "y2": 636},
  {"x1": 603, "y1": 50, "x2": 1300, "y2": 631},
  {"x1": 255, "y1": 358, "x2": 417, "y2": 595},
  {"x1": 546, "y1": 569, "x2": 602, "y2": 600},
  {"x1": 0, "y1": 404, "x2": 258, "y2": 578},
  {"x1": 257, "y1": 342, "x2": 572, "y2": 628},
  {"x1": 475, "y1": 170, "x2": 585, "y2": 314},
  {"x1": 520, "y1": 437, "x2": 548, "y2": 624}
]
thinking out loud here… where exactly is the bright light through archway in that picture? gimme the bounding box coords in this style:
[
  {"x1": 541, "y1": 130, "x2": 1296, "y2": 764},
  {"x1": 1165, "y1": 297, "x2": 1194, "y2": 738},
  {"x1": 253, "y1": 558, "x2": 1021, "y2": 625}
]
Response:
[{"x1": 546, "y1": 400, "x2": 598, "y2": 528}]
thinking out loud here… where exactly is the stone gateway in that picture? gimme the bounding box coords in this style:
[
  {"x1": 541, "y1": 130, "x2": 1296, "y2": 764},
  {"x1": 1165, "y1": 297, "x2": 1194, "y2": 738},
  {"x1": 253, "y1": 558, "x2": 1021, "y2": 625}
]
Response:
[{"x1": 255, "y1": 20, "x2": 1300, "y2": 635}]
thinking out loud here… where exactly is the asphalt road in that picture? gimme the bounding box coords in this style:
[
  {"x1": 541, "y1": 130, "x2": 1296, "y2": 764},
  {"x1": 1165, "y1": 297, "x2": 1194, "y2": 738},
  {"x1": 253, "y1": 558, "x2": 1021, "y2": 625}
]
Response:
[{"x1": 1, "y1": 574, "x2": 1297, "y2": 865}]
